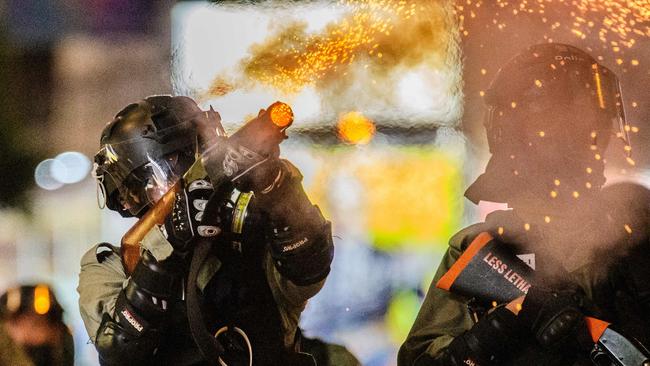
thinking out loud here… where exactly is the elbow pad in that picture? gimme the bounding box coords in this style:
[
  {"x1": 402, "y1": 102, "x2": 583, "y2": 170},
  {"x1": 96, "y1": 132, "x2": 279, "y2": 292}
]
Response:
[
  {"x1": 269, "y1": 219, "x2": 334, "y2": 286},
  {"x1": 94, "y1": 251, "x2": 183, "y2": 365},
  {"x1": 126, "y1": 250, "x2": 184, "y2": 319},
  {"x1": 441, "y1": 306, "x2": 523, "y2": 366}
]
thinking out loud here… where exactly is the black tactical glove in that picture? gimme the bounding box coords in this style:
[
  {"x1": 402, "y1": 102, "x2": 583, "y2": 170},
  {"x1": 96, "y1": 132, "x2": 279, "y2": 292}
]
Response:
[
  {"x1": 518, "y1": 286, "x2": 593, "y2": 352},
  {"x1": 619, "y1": 243, "x2": 650, "y2": 313},
  {"x1": 164, "y1": 178, "x2": 221, "y2": 253},
  {"x1": 200, "y1": 107, "x2": 287, "y2": 195},
  {"x1": 214, "y1": 138, "x2": 282, "y2": 194},
  {"x1": 435, "y1": 306, "x2": 524, "y2": 366}
]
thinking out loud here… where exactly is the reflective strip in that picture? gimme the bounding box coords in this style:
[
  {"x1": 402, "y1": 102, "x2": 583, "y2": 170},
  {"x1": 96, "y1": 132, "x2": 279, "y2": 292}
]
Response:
[{"x1": 232, "y1": 192, "x2": 253, "y2": 234}]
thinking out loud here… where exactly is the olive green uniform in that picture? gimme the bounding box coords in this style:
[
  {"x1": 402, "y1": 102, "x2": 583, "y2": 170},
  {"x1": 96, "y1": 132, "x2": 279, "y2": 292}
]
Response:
[
  {"x1": 78, "y1": 162, "x2": 360, "y2": 365},
  {"x1": 399, "y1": 207, "x2": 649, "y2": 366}
]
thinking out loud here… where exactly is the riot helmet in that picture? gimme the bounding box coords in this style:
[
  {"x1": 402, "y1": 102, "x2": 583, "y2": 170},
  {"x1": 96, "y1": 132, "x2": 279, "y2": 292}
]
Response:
[
  {"x1": 466, "y1": 43, "x2": 629, "y2": 205},
  {"x1": 0, "y1": 284, "x2": 63, "y2": 323},
  {"x1": 93, "y1": 95, "x2": 220, "y2": 217},
  {"x1": 0, "y1": 284, "x2": 74, "y2": 366}
]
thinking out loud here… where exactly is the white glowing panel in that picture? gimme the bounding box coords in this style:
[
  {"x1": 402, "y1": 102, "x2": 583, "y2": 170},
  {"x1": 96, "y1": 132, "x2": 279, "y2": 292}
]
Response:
[{"x1": 171, "y1": 1, "x2": 461, "y2": 127}]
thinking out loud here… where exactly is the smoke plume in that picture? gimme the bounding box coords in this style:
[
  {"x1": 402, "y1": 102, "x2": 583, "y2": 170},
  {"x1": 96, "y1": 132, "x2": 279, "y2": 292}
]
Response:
[{"x1": 206, "y1": 0, "x2": 463, "y2": 125}]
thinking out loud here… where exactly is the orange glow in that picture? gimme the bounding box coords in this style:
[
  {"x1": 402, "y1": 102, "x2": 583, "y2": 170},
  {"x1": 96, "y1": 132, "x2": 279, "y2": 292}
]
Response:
[
  {"x1": 269, "y1": 102, "x2": 294, "y2": 128},
  {"x1": 238, "y1": 0, "x2": 426, "y2": 94},
  {"x1": 593, "y1": 66, "x2": 606, "y2": 109},
  {"x1": 194, "y1": 0, "x2": 459, "y2": 106},
  {"x1": 337, "y1": 111, "x2": 376, "y2": 144},
  {"x1": 33, "y1": 285, "x2": 51, "y2": 315},
  {"x1": 624, "y1": 224, "x2": 633, "y2": 234},
  {"x1": 457, "y1": 0, "x2": 650, "y2": 67}
]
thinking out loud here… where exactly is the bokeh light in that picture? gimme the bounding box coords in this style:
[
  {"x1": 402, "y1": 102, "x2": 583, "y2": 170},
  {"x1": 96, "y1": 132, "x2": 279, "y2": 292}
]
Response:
[
  {"x1": 51, "y1": 151, "x2": 92, "y2": 184},
  {"x1": 34, "y1": 159, "x2": 65, "y2": 191},
  {"x1": 337, "y1": 111, "x2": 376, "y2": 144},
  {"x1": 33, "y1": 285, "x2": 51, "y2": 315}
]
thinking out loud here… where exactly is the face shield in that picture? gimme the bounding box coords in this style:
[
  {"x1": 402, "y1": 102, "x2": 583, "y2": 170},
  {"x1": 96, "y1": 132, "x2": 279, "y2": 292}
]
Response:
[
  {"x1": 485, "y1": 59, "x2": 630, "y2": 156},
  {"x1": 94, "y1": 141, "x2": 186, "y2": 217}
]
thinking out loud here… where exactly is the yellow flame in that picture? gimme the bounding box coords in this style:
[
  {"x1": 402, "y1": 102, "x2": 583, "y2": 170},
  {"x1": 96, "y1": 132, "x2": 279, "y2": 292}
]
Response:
[{"x1": 34, "y1": 285, "x2": 51, "y2": 315}]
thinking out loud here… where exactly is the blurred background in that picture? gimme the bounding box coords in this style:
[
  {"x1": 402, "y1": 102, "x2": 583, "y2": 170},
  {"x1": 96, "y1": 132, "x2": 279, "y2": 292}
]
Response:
[{"x1": 0, "y1": 0, "x2": 647, "y2": 365}]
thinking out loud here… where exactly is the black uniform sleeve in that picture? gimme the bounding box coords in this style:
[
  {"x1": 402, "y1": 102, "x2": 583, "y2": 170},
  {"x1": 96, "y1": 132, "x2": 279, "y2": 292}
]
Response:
[
  {"x1": 257, "y1": 160, "x2": 334, "y2": 286},
  {"x1": 94, "y1": 251, "x2": 184, "y2": 365}
]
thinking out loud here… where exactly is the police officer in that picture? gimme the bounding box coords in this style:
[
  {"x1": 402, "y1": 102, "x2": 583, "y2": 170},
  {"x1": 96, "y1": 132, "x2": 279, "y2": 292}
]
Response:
[
  {"x1": 79, "y1": 95, "x2": 336, "y2": 365},
  {"x1": 0, "y1": 284, "x2": 74, "y2": 366},
  {"x1": 0, "y1": 324, "x2": 33, "y2": 366},
  {"x1": 398, "y1": 44, "x2": 650, "y2": 365}
]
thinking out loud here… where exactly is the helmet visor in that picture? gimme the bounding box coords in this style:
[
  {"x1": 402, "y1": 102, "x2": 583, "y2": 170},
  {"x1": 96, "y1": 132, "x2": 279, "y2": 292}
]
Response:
[
  {"x1": 95, "y1": 149, "x2": 182, "y2": 216},
  {"x1": 487, "y1": 61, "x2": 630, "y2": 150}
]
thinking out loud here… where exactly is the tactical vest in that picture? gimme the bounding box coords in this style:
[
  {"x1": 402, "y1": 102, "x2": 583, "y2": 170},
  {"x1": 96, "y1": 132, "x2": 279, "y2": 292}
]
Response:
[{"x1": 144, "y1": 235, "x2": 309, "y2": 366}]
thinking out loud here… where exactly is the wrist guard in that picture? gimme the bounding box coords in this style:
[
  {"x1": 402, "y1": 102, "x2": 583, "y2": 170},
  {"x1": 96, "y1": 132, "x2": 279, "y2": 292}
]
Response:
[{"x1": 444, "y1": 306, "x2": 524, "y2": 366}]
